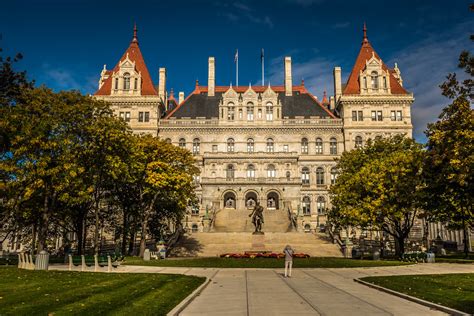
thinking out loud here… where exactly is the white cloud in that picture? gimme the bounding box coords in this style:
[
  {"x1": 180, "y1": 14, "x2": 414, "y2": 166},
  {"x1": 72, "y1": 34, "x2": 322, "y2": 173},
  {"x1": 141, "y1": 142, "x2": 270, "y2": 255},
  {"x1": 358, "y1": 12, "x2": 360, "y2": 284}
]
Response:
[{"x1": 41, "y1": 63, "x2": 97, "y2": 93}]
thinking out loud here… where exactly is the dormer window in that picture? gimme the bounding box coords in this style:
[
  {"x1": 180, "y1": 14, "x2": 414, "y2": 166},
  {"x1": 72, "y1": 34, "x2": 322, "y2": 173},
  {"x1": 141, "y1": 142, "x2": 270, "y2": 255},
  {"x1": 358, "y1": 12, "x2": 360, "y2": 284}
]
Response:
[
  {"x1": 123, "y1": 72, "x2": 131, "y2": 90},
  {"x1": 371, "y1": 71, "x2": 378, "y2": 89},
  {"x1": 115, "y1": 78, "x2": 119, "y2": 90}
]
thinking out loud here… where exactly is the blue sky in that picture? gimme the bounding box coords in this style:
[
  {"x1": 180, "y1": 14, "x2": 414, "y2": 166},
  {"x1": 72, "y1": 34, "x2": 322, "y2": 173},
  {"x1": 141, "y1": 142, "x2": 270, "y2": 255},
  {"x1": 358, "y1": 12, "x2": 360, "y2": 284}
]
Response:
[{"x1": 1, "y1": 0, "x2": 472, "y2": 141}]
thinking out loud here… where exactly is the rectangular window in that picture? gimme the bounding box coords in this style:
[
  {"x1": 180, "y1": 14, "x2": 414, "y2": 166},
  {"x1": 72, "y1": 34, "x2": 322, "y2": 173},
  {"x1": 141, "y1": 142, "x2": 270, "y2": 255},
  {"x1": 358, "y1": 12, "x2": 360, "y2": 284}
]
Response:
[
  {"x1": 358, "y1": 111, "x2": 363, "y2": 121},
  {"x1": 138, "y1": 112, "x2": 144, "y2": 122},
  {"x1": 134, "y1": 78, "x2": 138, "y2": 90},
  {"x1": 247, "y1": 107, "x2": 254, "y2": 121},
  {"x1": 239, "y1": 109, "x2": 243, "y2": 119},
  {"x1": 266, "y1": 107, "x2": 273, "y2": 121},
  {"x1": 383, "y1": 77, "x2": 387, "y2": 89},
  {"x1": 119, "y1": 112, "x2": 125, "y2": 119},
  {"x1": 227, "y1": 107, "x2": 234, "y2": 121},
  {"x1": 390, "y1": 110, "x2": 396, "y2": 121},
  {"x1": 125, "y1": 112, "x2": 131, "y2": 122},
  {"x1": 396, "y1": 110, "x2": 402, "y2": 121},
  {"x1": 258, "y1": 109, "x2": 262, "y2": 119},
  {"x1": 144, "y1": 112, "x2": 150, "y2": 122},
  {"x1": 283, "y1": 145, "x2": 289, "y2": 152},
  {"x1": 352, "y1": 111, "x2": 357, "y2": 121},
  {"x1": 377, "y1": 111, "x2": 383, "y2": 121},
  {"x1": 371, "y1": 111, "x2": 377, "y2": 121}
]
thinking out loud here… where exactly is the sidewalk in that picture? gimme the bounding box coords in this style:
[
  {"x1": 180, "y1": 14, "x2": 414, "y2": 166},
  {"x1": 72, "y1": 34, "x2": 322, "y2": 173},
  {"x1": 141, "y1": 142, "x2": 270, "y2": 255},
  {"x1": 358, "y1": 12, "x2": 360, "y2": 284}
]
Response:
[{"x1": 50, "y1": 263, "x2": 474, "y2": 315}]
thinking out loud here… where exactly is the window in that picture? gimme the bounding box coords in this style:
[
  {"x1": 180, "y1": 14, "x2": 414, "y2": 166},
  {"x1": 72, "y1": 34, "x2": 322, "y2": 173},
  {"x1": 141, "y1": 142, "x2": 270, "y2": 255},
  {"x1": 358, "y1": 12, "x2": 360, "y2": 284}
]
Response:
[
  {"x1": 371, "y1": 71, "x2": 378, "y2": 89},
  {"x1": 352, "y1": 111, "x2": 363, "y2": 121},
  {"x1": 115, "y1": 78, "x2": 119, "y2": 90},
  {"x1": 247, "y1": 104, "x2": 254, "y2": 121},
  {"x1": 247, "y1": 138, "x2": 254, "y2": 153},
  {"x1": 286, "y1": 171, "x2": 291, "y2": 181},
  {"x1": 227, "y1": 138, "x2": 235, "y2": 152},
  {"x1": 266, "y1": 138, "x2": 274, "y2": 153},
  {"x1": 355, "y1": 136, "x2": 363, "y2": 149},
  {"x1": 267, "y1": 164, "x2": 276, "y2": 178},
  {"x1": 134, "y1": 78, "x2": 138, "y2": 90},
  {"x1": 396, "y1": 110, "x2": 402, "y2": 121},
  {"x1": 193, "y1": 138, "x2": 200, "y2": 155},
  {"x1": 212, "y1": 145, "x2": 218, "y2": 152},
  {"x1": 179, "y1": 138, "x2": 186, "y2": 148},
  {"x1": 301, "y1": 167, "x2": 310, "y2": 185},
  {"x1": 125, "y1": 112, "x2": 130, "y2": 122},
  {"x1": 372, "y1": 110, "x2": 383, "y2": 121},
  {"x1": 239, "y1": 109, "x2": 243, "y2": 119},
  {"x1": 390, "y1": 110, "x2": 396, "y2": 121},
  {"x1": 383, "y1": 77, "x2": 387, "y2": 89},
  {"x1": 371, "y1": 111, "x2": 377, "y2": 121},
  {"x1": 123, "y1": 72, "x2": 131, "y2": 90},
  {"x1": 266, "y1": 103, "x2": 273, "y2": 121},
  {"x1": 191, "y1": 206, "x2": 199, "y2": 215},
  {"x1": 363, "y1": 77, "x2": 367, "y2": 89},
  {"x1": 247, "y1": 164, "x2": 255, "y2": 179},
  {"x1": 301, "y1": 138, "x2": 308, "y2": 154},
  {"x1": 227, "y1": 103, "x2": 235, "y2": 121},
  {"x1": 377, "y1": 110, "x2": 383, "y2": 121},
  {"x1": 258, "y1": 109, "x2": 262, "y2": 119},
  {"x1": 193, "y1": 175, "x2": 201, "y2": 184},
  {"x1": 330, "y1": 167, "x2": 338, "y2": 185},
  {"x1": 352, "y1": 111, "x2": 357, "y2": 121},
  {"x1": 165, "y1": 138, "x2": 171, "y2": 144},
  {"x1": 283, "y1": 144, "x2": 289, "y2": 152},
  {"x1": 119, "y1": 111, "x2": 125, "y2": 119},
  {"x1": 329, "y1": 138, "x2": 337, "y2": 155},
  {"x1": 144, "y1": 112, "x2": 149, "y2": 122},
  {"x1": 226, "y1": 164, "x2": 235, "y2": 180},
  {"x1": 316, "y1": 167, "x2": 325, "y2": 185},
  {"x1": 302, "y1": 196, "x2": 311, "y2": 215},
  {"x1": 317, "y1": 196, "x2": 326, "y2": 214},
  {"x1": 316, "y1": 138, "x2": 323, "y2": 154},
  {"x1": 139, "y1": 111, "x2": 149, "y2": 122}
]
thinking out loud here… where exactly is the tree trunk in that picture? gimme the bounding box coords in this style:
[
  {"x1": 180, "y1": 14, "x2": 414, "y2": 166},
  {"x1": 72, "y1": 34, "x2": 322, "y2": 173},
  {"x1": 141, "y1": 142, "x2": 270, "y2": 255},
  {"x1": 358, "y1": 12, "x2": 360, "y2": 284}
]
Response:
[
  {"x1": 37, "y1": 194, "x2": 50, "y2": 253},
  {"x1": 139, "y1": 216, "x2": 149, "y2": 258},
  {"x1": 82, "y1": 219, "x2": 87, "y2": 255},
  {"x1": 394, "y1": 236, "x2": 405, "y2": 259},
  {"x1": 31, "y1": 222, "x2": 37, "y2": 254},
  {"x1": 93, "y1": 198, "x2": 100, "y2": 255},
  {"x1": 121, "y1": 212, "x2": 129, "y2": 255},
  {"x1": 463, "y1": 220, "x2": 470, "y2": 258},
  {"x1": 75, "y1": 216, "x2": 84, "y2": 255}
]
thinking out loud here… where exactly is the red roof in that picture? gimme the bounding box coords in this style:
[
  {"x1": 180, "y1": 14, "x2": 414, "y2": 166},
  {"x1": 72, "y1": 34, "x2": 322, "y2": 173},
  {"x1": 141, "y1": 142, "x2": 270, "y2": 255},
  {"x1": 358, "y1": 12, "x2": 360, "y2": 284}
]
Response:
[
  {"x1": 343, "y1": 26, "x2": 408, "y2": 95},
  {"x1": 95, "y1": 26, "x2": 157, "y2": 96}
]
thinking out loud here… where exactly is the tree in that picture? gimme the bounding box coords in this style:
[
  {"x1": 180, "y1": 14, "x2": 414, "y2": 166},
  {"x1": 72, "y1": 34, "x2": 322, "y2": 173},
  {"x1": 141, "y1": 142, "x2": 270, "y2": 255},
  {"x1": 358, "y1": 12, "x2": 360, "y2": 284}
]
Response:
[
  {"x1": 424, "y1": 37, "x2": 474, "y2": 257},
  {"x1": 329, "y1": 135, "x2": 425, "y2": 257}
]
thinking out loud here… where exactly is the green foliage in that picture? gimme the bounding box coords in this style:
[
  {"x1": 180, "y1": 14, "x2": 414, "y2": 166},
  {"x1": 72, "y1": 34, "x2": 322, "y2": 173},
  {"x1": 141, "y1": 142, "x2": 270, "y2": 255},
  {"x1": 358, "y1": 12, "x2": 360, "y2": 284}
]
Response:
[{"x1": 329, "y1": 135, "x2": 425, "y2": 256}]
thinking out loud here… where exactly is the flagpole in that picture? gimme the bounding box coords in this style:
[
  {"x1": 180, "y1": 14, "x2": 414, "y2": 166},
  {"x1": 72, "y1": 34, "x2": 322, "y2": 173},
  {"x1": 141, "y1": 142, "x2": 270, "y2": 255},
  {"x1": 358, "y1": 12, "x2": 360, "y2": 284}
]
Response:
[
  {"x1": 236, "y1": 49, "x2": 239, "y2": 86},
  {"x1": 261, "y1": 48, "x2": 265, "y2": 86}
]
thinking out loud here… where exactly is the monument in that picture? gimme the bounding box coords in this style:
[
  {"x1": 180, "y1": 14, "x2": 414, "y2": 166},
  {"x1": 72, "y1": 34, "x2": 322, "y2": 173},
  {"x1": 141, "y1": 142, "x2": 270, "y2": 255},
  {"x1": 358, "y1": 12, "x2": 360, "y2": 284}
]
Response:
[{"x1": 249, "y1": 202, "x2": 264, "y2": 234}]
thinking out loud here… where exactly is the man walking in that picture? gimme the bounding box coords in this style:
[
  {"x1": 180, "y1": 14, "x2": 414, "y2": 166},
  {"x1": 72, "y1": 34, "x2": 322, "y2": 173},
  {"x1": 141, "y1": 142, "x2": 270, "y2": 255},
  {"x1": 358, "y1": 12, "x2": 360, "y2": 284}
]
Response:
[{"x1": 284, "y1": 244, "x2": 294, "y2": 277}]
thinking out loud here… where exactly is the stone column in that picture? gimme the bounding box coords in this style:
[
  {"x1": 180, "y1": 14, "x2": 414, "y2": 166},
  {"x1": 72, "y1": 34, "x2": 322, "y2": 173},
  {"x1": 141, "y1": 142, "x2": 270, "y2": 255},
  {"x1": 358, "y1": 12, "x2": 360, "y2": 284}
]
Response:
[
  {"x1": 284, "y1": 57, "x2": 292, "y2": 96},
  {"x1": 208, "y1": 57, "x2": 215, "y2": 97}
]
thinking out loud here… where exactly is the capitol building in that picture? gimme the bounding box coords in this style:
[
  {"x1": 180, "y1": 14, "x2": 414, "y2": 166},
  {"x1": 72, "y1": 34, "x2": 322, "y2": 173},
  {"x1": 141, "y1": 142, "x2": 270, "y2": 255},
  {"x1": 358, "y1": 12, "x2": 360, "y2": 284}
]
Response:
[{"x1": 94, "y1": 24, "x2": 414, "y2": 235}]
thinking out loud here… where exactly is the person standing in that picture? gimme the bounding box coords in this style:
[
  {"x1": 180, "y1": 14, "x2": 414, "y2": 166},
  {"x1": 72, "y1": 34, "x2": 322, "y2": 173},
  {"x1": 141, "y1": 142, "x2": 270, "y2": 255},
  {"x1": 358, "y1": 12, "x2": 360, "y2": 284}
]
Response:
[{"x1": 284, "y1": 245, "x2": 294, "y2": 277}]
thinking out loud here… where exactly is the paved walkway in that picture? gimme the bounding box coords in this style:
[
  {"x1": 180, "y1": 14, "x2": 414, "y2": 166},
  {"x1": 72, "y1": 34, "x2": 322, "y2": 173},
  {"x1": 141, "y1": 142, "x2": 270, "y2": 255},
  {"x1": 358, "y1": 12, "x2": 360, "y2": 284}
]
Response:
[{"x1": 51, "y1": 263, "x2": 473, "y2": 315}]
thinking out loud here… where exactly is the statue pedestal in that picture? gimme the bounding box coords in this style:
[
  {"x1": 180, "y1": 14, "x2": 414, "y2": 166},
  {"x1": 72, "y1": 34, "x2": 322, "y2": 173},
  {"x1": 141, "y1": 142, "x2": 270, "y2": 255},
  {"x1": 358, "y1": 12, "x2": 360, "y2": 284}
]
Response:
[
  {"x1": 252, "y1": 231, "x2": 264, "y2": 235},
  {"x1": 202, "y1": 218, "x2": 211, "y2": 232}
]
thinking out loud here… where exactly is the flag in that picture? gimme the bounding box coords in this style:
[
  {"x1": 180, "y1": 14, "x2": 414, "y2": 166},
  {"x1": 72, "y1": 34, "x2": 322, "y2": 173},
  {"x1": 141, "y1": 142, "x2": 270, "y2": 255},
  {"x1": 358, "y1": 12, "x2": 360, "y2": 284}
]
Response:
[{"x1": 234, "y1": 49, "x2": 238, "y2": 63}]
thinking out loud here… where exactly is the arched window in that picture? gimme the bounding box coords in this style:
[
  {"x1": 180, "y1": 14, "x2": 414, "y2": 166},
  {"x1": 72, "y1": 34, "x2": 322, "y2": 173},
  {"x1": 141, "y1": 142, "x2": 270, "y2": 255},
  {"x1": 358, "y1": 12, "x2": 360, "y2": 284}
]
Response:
[
  {"x1": 191, "y1": 224, "x2": 199, "y2": 233},
  {"x1": 227, "y1": 102, "x2": 235, "y2": 121},
  {"x1": 302, "y1": 196, "x2": 311, "y2": 215},
  {"x1": 192, "y1": 138, "x2": 200, "y2": 154},
  {"x1": 179, "y1": 138, "x2": 186, "y2": 148},
  {"x1": 316, "y1": 138, "x2": 323, "y2": 154},
  {"x1": 247, "y1": 138, "x2": 254, "y2": 153},
  {"x1": 123, "y1": 72, "x2": 131, "y2": 90},
  {"x1": 267, "y1": 164, "x2": 276, "y2": 178},
  {"x1": 330, "y1": 167, "x2": 338, "y2": 185},
  {"x1": 245, "y1": 192, "x2": 258, "y2": 208},
  {"x1": 227, "y1": 138, "x2": 235, "y2": 152},
  {"x1": 286, "y1": 171, "x2": 291, "y2": 181},
  {"x1": 304, "y1": 224, "x2": 311, "y2": 232},
  {"x1": 247, "y1": 164, "x2": 255, "y2": 179},
  {"x1": 355, "y1": 136, "x2": 363, "y2": 149},
  {"x1": 371, "y1": 71, "x2": 379, "y2": 89},
  {"x1": 301, "y1": 167, "x2": 310, "y2": 185},
  {"x1": 247, "y1": 103, "x2": 254, "y2": 121},
  {"x1": 165, "y1": 138, "x2": 172, "y2": 144},
  {"x1": 301, "y1": 138, "x2": 308, "y2": 154},
  {"x1": 267, "y1": 191, "x2": 279, "y2": 209},
  {"x1": 226, "y1": 164, "x2": 235, "y2": 180},
  {"x1": 316, "y1": 167, "x2": 325, "y2": 186},
  {"x1": 266, "y1": 138, "x2": 274, "y2": 152},
  {"x1": 330, "y1": 138, "x2": 338, "y2": 155},
  {"x1": 266, "y1": 102, "x2": 273, "y2": 121},
  {"x1": 317, "y1": 196, "x2": 326, "y2": 214}
]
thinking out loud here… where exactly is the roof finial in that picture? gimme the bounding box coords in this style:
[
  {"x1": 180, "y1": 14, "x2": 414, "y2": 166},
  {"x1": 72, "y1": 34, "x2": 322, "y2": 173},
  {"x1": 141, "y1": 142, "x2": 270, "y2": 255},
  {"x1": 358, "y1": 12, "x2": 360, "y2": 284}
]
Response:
[
  {"x1": 132, "y1": 22, "x2": 138, "y2": 43},
  {"x1": 195, "y1": 79, "x2": 199, "y2": 88},
  {"x1": 301, "y1": 78, "x2": 305, "y2": 86},
  {"x1": 362, "y1": 22, "x2": 368, "y2": 44},
  {"x1": 170, "y1": 88, "x2": 174, "y2": 98}
]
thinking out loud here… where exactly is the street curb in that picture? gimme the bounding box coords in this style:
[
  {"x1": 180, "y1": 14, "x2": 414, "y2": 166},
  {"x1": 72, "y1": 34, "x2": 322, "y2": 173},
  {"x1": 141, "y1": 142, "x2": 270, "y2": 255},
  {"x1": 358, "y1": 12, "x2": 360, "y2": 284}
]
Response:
[
  {"x1": 354, "y1": 278, "x2": 469, "y2": 316},
  {"x1": 167, "y1": 277, "x2": 212, "y2": 316}
]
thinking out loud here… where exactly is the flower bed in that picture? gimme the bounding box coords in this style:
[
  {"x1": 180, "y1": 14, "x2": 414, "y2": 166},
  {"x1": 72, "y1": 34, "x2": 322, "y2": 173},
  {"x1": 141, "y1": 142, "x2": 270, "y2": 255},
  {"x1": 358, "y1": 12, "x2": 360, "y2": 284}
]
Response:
[{"x1": 219, "y1": 252, "x2": 310, "y2": 259}]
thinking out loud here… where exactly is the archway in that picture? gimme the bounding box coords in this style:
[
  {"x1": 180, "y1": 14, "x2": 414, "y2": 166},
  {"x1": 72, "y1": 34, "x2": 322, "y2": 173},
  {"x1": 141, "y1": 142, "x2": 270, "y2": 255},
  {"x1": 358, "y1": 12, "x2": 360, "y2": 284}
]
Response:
[
  {"x1": 245, "y1": 191, "x2": 258, "y2": 209},
  {"x1": 223, "y1": 191, "x2": 236, "y2": 209},
  {"x1": 266, "y1": 191, "x2": 280, "y2": 210}
]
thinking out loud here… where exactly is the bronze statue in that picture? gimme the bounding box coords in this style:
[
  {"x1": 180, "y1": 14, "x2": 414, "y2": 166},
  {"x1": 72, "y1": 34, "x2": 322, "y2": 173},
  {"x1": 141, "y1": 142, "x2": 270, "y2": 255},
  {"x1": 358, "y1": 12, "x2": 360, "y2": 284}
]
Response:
[{"x1": 249, "y1": 201, "x2": 264, "y2": 234}]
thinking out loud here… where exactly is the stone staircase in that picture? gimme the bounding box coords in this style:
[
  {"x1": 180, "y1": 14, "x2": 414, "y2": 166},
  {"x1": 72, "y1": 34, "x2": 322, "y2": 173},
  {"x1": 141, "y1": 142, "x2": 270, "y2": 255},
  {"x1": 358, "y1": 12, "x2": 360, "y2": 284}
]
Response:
[
  {"x1": 213, "y1": 208, "x2": 293, "y2": 233},
  {"x1": 169, "y1": 232, "x2": 343, "y2": 257}
]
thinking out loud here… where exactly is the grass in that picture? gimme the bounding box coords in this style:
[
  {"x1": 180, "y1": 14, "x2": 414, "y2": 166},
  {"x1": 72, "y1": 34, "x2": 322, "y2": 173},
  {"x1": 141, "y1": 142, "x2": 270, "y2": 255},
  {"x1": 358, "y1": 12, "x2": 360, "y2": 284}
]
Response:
[
  {"x1": 435, "y1": 253, "x2": 474, "y2": 264},
  {"x1": 0, "y1": 267, "x2": 205, "y2": 316},
  {"x1": 123, "y1": 256, "x2": 412, "y2": 268},
  {"x1": 361, "y1": 274, "x2": 474, "y2": 314}
]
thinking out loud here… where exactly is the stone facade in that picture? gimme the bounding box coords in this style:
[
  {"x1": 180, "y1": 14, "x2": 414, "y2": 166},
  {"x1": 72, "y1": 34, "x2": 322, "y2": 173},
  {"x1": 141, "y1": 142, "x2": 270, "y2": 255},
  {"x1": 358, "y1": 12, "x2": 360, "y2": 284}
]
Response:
[{"x1": 93, "y1": 25, "x2": 414, "y2": 233}]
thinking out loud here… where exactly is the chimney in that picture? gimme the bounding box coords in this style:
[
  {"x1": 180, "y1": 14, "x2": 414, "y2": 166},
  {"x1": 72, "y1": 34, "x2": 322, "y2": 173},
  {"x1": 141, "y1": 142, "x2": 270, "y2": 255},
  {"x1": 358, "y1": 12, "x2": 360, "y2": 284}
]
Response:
[
  {"x1": 329, "y1": 96, "x2": 335, "y2": 111},
  {"x1": 284, "y1": 57, "x2": 292, "y2": 96},
  {"x1": 158, "y1": 67, "x2": 167, "y2": 102},
  {"x1": 333, "y1": 67, "x2": 342, "y2": 101},
  {"x1": 208, "y1": 57, "x2": 215, "y2": 96},
  {"x1": 179, "y1": 91, "x2": 184, "y2": 104}
]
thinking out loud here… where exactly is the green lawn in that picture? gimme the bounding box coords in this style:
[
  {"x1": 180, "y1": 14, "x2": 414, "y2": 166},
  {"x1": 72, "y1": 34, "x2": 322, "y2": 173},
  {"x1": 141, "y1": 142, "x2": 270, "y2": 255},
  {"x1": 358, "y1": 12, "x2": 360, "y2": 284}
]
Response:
[
  {"x1": 435, "y1": 253, "x2": 474, "y2": 264},
  {"x1": 124, "y1": 256, "x2": 412, "y2": 268},
  {"x1": 0, "y1": 267, "x2": 205, "y2": 315},
  {"x1": 361, "y1": 274, "x2": 474, "y2": 314}
]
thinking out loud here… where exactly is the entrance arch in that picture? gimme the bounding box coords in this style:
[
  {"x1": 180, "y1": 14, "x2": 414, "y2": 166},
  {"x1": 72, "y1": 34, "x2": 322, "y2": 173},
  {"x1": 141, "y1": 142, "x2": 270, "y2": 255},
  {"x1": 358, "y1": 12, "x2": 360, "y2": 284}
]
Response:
[
  {"x1": 266, "y1": 191, "x2": 280, "y2": 210},
  {"x1": 245, "y1": 191, "x2": 258, "y2": 209},
  {"x1": 223, "y1": 191, "x2": 236, "y2": 209}
]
